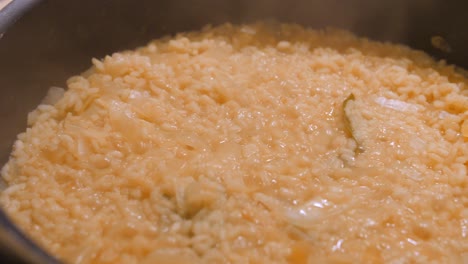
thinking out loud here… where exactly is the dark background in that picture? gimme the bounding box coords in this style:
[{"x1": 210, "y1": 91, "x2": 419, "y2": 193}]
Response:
[{"x1": 0, "y1": 0, "x2": 467, "y2": 263}]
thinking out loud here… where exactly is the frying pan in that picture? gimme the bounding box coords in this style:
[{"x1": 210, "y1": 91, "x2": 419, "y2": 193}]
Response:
[{"x1": 0, "y1": 0, "x2": 467, "y2": 263}]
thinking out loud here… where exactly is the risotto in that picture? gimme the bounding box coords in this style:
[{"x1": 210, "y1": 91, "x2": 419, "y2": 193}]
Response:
[{"x1": 1, "y1": 23, "x2": 468, "y2": 263}]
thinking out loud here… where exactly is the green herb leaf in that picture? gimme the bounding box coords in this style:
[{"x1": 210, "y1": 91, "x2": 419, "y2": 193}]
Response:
[{"x1": 343, "y1": 93, "x2": 364, "y2": 154}]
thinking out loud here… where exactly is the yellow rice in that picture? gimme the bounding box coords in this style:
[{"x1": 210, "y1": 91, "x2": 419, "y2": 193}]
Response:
[{"x1": 1, "y1": 23, "x2": 468, "y2": 263}]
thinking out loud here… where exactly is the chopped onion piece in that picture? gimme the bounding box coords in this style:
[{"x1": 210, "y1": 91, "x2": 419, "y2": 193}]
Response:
[
  {"x1": 375, "y1": 97, "x2": 421, "y2": 112},
  {"x1": 42, "y1": 86, "x2": 65, "y2": 105},
  {"x1": 283, "y1": 198, "x2": 332, "y2": 229}
]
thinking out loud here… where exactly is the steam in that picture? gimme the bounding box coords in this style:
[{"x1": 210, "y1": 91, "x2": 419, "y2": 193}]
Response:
[
  {"x1": 164, "y1": 0, "x2": 439, "y2": 45},
  {"x1": 235, "y1": 0, "x2": 438, "y2": 43}
]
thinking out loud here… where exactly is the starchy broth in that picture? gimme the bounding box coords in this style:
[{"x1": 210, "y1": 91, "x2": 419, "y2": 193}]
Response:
[{"x1": 1, "y1": 23, "x2": 468, "y2": 263}]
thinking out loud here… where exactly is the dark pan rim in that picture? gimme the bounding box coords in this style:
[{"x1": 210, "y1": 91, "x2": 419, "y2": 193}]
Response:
[
  {"x1": 0, "y1": 209, "x2": 60, "y2": 264},
  {"x1": 0, "y1": 0, "x2": 42, "y2": 34},
  {"x1": 1, "y1": 2, "x2": 60, "y2": 263}
]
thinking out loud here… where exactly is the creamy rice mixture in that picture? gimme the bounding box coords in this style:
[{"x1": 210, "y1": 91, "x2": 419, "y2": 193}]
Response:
[{"x1": 1, "y1": 23, "x2": 468, "y2": 263}]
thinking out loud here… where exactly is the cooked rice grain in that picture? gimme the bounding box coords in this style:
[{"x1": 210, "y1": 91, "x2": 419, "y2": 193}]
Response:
[{"x1": 1, "y1": 23, "x2": 468, "y2": 263}]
